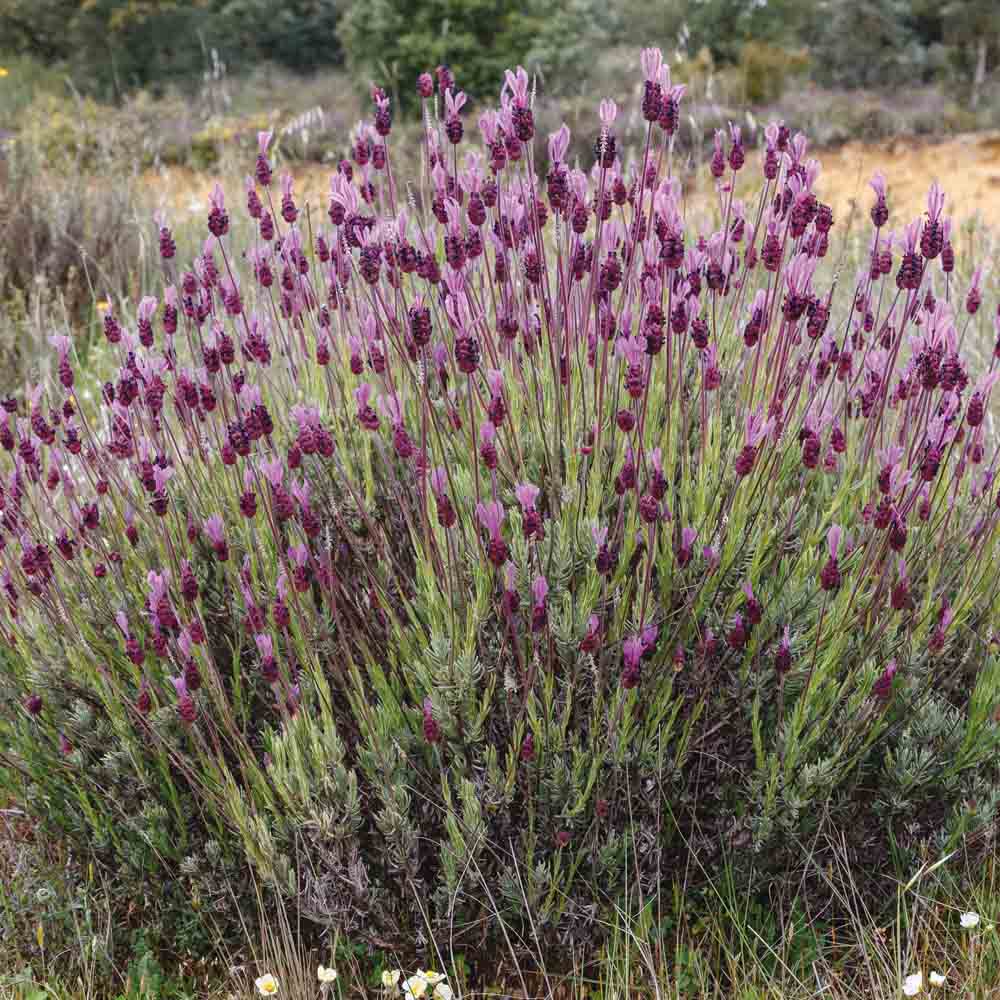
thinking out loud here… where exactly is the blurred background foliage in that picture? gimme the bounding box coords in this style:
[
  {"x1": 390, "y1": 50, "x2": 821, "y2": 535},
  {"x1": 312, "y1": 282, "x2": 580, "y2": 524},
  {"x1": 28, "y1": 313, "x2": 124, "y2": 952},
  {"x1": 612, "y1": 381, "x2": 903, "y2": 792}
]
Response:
[{"x1": 0, "y1": 0, "x2": 998, "y2": 111}]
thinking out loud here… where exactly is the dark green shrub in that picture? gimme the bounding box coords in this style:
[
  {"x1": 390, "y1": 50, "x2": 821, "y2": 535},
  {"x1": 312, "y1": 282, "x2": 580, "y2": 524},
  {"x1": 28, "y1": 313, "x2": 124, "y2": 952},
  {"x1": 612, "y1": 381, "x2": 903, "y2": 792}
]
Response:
[
  {"x1": 338, "y1": 0, "x2": 613, "y2": 113},
  {"x1": 739, "y1": 41, "x2": 810, "y2": 104},
  {"x1": 337, "y1": 0, "x2": 538, "y2": 112},
  {"x1": 0, "y1": 0, "x2": 345, "y2": 100}
]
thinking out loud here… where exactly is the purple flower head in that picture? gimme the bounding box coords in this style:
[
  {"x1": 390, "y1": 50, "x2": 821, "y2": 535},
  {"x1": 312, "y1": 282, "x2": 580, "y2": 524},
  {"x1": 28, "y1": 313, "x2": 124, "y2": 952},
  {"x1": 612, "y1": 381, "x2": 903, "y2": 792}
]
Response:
[
  {"x1": 503, "y1": 66, "x2": 530, "y2": 103},
  {"x1": 203, "y1": 514, "x2": 226, "y2": 547},
  {"x1": 479, "y1": 109, "x2": 500, "y2": 145},
  {"x1": 641, "y1": 46, "x2": 663, "y2": 82},
  {"x1": 787, "y1": 131, "x2": 808, "y2": 164},
  {"x1": 422, "y1": 696, "x2": 441, "y2": 744},
  {"x1": 255, "y1": 633, "x2": 274, "y2": 661},
  {"x1": 580, "y1": 614, "x2": 602, "y2": 654},
  {"x1": 887, "y1": 464, "x2": 911, "y2": 497},
  {"x1": 877, "y1": 445, "x2": 904, "y2": 472},
  {"x1": 486, "y1": 369, "x2": 505, "y2": 398},
  {"x1": 291, "y1": 404, "x2": 319, "y2": 437},
  {"x1": 476, "y1": 500, "x2": 505, "y2": 538},
  {"x1": 641, "y1": 624, "x2": 659, "y2": 651},
  {"x1": 663, "y1": 80, "x2": 686, "y2": 111},
  {"x1": 744, "y1": 408, "x2": 772, "y2": 448},
  {"x1": 728, "y1": 613, "x2": 747, "y2": 649},
  {"x1": 872, "y1": 659, "x2": 897, "y2": 701},
  {"x1": 901, "y1": 219, "x2": 922, "y2": 254},
  {"x1": 261, "y1": 457, "x2": 284, "y2": 488},
  {"x1": 617, "y1": 334, "x2": 645, "y2": 368},
  {"x1": 785, "y1": 253, "x2": 817, "y2": 297},
  {"x1": 623, "y1": 635, "x2": 644, "y2": 669},
  {"x1": 239, "y1": 383, "x2": 262, "y2": 411},
  {"x1": 969, "y1": 264, "x2": 985, "y2": 295},
  {"x1": 926, "y1": 181, "x2": 945, "y2": 223},
  {"x1": 152, "y1": 465, "x2": 174, "y2": 494},
  {"x1": 710, "y1": 130, "x2": 725, "y2": 176},
  {"x1": 515, "y1": 483, "x2": 540, "y2": 512},
  {"x1": 378, "y1": 393, "x2": 404, "y2": 426},
  {"x1": 49, "y1": 334, "x2": 72, "y2": 361},
  {"x1": 429, "y1": 467, "x2": 448, "y2": 497},
  {"x1": 138, "y1": 296, "x2": 157, "y2": 324},
  {"x1": 147, "y1": 569, "x2": 171, "y2": 604},
  {"x1": 441, "y1": 199, "x2": 463, "y2": 236},
  {"x1": 827, "y1": 524, "x2": 842, "y2": 559},
  {"x1": 445, "y1": 89, "x2": 468, "y2": 118},
  {"x1": 115, "y1": 610, "x2": 131, "y2": 637},
  {"x1": 291, "y1": 477, "x2": 311, "y2": 509},
  {"x1": 548, "y1": 124, "x2": 570, "y2": 164}
]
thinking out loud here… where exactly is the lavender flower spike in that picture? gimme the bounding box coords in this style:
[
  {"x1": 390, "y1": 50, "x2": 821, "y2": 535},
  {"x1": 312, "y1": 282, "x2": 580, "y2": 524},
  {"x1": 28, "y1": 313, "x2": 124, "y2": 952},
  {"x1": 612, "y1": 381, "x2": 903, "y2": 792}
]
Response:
[{"x1": 476, "y1": 501, "x2": 504, "y2": 538}]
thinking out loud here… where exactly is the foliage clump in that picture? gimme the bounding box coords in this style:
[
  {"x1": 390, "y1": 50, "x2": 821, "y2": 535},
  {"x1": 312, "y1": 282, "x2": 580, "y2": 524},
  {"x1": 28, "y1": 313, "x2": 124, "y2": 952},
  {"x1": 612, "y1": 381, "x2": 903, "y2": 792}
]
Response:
[{"x1": 2, "y1": 50, "x2": 1000, "y2": 959}]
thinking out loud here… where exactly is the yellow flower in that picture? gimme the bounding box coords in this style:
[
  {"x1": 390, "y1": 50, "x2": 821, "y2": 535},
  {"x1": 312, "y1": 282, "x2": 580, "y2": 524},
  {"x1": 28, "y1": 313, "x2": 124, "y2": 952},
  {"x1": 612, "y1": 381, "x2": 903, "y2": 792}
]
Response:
[
  {"x1": 382, "y1": 970, "x2": 401, "y2": 990},
  {"x1": 317, "y1": 965, "x2": 338, "y2": 984},
  {"x1": 255, "y1": 973, "x2": 279, "y2": 996},
  {"x1": 0, "y1": 68, "x2": 9, "y2": 78},
  {"x1": 96, "y1": 300, "x2": 110, "y2": 312}
]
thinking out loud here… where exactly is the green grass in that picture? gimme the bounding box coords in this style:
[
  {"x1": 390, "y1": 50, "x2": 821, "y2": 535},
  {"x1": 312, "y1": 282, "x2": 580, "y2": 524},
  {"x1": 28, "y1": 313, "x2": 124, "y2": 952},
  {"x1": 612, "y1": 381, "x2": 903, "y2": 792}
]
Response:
[{"x1": 6, "y1": 796, "x2": 1000, "y2": 1000}]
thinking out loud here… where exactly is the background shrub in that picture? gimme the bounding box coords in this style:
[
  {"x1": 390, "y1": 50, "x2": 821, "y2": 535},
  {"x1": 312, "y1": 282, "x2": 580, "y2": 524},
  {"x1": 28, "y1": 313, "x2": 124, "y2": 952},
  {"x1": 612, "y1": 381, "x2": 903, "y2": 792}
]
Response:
[
  {"x1": 739, "y1": 41, "x2": 810, "y2": 104},
  {"x1": 336, "y1": 0, "x2": 611, "y2": 112},
  {"x1": 0, "y1": 0, "x2": 344, "y2": 100}
]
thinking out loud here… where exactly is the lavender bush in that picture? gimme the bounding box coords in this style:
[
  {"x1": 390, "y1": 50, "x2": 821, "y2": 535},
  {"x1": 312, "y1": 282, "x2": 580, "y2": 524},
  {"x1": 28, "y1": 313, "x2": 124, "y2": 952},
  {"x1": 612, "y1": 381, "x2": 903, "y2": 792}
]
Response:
[{"x1": 3, "y1": 51, "x2": 1000, "y2": 957}]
